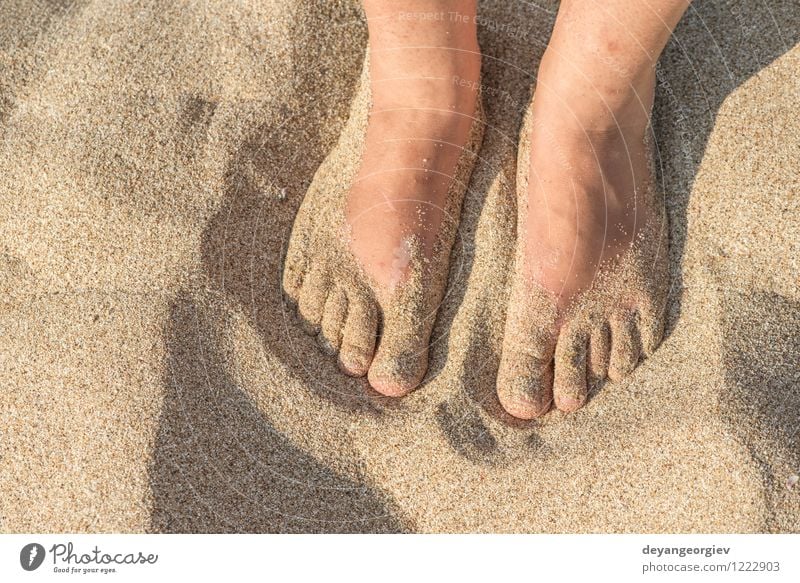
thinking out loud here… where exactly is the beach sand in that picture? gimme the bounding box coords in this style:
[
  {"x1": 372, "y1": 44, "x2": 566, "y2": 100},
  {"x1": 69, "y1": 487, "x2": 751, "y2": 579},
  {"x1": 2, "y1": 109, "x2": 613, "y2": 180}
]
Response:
[{"x1": 1, "y1": 0, "x2": 798, "y2": 533}]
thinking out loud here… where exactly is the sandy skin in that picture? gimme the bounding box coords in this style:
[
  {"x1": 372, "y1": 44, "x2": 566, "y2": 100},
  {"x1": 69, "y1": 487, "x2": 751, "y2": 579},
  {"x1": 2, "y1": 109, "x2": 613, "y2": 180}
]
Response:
[
  {"x1": 283, "y1": 0, "x2": 484, "y2": 396},
  {"x1": 285, "y1": 0, "x2": 690, "y2": 412},
  {"x1": 496, "y1": 0, "x2": 691, "y2": 418}
]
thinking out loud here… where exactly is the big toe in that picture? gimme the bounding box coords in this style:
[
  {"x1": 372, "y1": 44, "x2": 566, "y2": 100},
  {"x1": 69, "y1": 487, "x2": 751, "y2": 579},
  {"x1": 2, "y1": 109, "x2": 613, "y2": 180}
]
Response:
[
  {"x1": 496, "y1": 366, "x2": 554, "y2": 419},
  {"x1": 367, "y1": 308, "x2": 431, "y2": 397},
  {"x1": 496, "y1": 288, "x2": 559, "y2": 419},
  {"x1": 496, "y1": 327, "x2": 556, "y2": 419}
]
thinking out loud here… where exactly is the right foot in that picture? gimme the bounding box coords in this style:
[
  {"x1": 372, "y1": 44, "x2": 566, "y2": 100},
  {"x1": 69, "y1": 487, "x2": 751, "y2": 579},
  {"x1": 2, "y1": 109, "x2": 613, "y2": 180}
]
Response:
[
  {"x1": 496, "y1": 29, "x2": 670, "y2": 419},
  {"x1": 283, "y1": 2, "x2": 483, "y2": 396}
]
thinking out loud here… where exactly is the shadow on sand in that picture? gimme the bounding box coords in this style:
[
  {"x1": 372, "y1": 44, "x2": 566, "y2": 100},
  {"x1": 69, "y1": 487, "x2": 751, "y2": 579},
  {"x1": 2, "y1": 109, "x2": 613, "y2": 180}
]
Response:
[
  {"x1": 149, "y1": 2, "x2": 406, "y2": 532},
  {"x1": 149, "y1": 292, "x2": 405, "y2": 533}
]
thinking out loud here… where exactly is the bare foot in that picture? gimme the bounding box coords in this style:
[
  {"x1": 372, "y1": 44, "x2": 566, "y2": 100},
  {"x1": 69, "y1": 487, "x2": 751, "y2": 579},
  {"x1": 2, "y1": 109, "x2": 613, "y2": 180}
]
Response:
[
  {"x1": 497, "y1": 36, "x2": 669, "y2": 419},
  {"x1": 284, "y1": 2, "x2": 483, "y2": 396}
]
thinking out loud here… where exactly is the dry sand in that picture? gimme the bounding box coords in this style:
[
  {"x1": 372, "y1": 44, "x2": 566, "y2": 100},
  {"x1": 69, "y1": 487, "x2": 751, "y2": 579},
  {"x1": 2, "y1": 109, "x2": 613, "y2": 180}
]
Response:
[{"x1": 1, "y1": 0, "x2": 798, "y2": 533}]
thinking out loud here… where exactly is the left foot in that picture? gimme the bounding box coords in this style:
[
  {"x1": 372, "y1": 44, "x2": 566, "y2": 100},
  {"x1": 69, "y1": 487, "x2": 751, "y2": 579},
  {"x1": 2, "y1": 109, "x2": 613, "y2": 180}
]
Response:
[
  {"x1": 283, "y1": 2, "x2": 483, "y2": 396},
  {"x1": 497, "y1": 38, "x2": 669, "y2": 419}
]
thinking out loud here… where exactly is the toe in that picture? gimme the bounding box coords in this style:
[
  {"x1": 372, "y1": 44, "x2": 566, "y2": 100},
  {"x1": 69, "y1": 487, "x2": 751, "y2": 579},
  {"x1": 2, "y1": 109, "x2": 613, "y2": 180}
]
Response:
[
  {"x1": 297, "y1": 267, "x2": 330, "y2": 335},
  {"x1": 588, "y1": 322, "x2": 610, "y2": 381},
  {"x1": 338, "y1": 288, "x2": 378, "y2": 377},
  {"x1": 496, "y1": 321, "x2": 556, "y2": 419},
  {"x1": 318, "y1": 286, "x2": 348, "y2": 355},
  {"x1": 283, "y1": 189, "x2": 320, "y2": 301},
  {"x1": 553, "y1": 327, "x2": 589, "y2": 413},
  {"x1": 367, "y1": 305, "x2": 431, "y2": 397},
  {"x1": 496, "y1": 351, "x2": 554, "y2": 419},
  {"x1": 282, "y1": 240, "x2": 308, "y2": 304},
  {"x1": 608, "y1": 310, "x2": 642, "y2": 382},
  {"x1": 638, "y1": 296, "x2": 666, "y2": 357},
  {"x1": 282, "y1": 267, "x2": 304, "y2": 304}
]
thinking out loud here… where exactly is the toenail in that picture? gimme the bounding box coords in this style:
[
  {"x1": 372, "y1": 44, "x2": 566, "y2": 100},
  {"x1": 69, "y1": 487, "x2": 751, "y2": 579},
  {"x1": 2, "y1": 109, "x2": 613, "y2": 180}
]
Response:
[
  {"x1": 555, "y1": 394, "x2": 585, "y2": 413},
  {"x1": 338, "y1": 351, "x2": 370, "y2": 376},
  {"x1": 498, "y1": 392, "x2": 551, "y2": 419},
  {"x1": 368, "y1": 376, "x2": 416, "y2": 398}
]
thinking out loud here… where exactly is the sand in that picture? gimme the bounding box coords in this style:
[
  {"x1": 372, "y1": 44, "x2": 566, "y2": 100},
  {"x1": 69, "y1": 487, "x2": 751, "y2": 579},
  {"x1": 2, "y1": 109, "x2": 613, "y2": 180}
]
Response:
[{"x1": 0, "y1": 0, "x2": 798, "y2": 533}]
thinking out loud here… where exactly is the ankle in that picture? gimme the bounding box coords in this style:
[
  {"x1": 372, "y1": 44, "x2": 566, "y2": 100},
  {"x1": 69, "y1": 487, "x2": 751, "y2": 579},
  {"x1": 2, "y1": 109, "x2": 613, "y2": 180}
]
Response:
[
  {"x1": 534, "y1": 46, "x2": 656, "y2": 135},
  {"x1": 370, "y1": 55, "x2": 480, "y2": 115}
]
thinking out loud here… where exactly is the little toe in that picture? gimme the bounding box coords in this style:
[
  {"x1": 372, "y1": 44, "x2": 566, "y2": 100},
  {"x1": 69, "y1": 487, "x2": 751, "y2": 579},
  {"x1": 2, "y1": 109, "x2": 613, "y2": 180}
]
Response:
[
  {"x1": 282, "y1": 269, "x2": 303, "y2": 305},
  {"x1": 588, "y1": 322, "x2": 611, "y2": 381},
  {"x1": 367, "y1": 307, "x2": 431, "y2": 397},
  {"x1": 338, "y1": 289, "x2": 378, "y2": 377},
  {"x1": 608, "y1": 311, "x2": 642, "y2": 382},
  {"x1": 318, "y1": 287, "x2": 348, "y2": 356},
  {"x1": 282, "y1": 241, "x2": 308, "y2": 304},
  {"x1": 553, "y1": 327, "x2": 589, "y2": 413},
  {"x1": 297, "y1": 267, "x2": 330, "y2": 336},
  {"x1": 639, "y1": 297, "x2": 666, "y2": 357}
]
